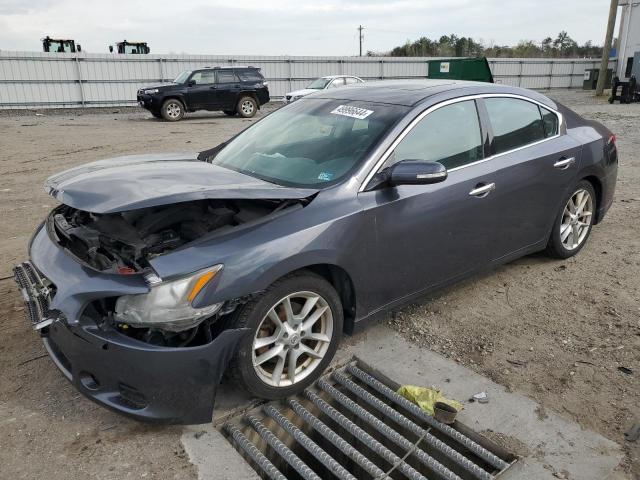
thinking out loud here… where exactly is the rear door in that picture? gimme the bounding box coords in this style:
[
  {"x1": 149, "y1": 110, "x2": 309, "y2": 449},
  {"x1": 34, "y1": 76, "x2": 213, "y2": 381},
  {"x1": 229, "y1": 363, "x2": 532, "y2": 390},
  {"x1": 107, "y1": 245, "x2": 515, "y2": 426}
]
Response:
[
  {"x1": 213, "y1": 70, "x2": 241, "y2": 109},
  {"x1": 478, "y1": 96, "x2": 582, "y2": 261}
]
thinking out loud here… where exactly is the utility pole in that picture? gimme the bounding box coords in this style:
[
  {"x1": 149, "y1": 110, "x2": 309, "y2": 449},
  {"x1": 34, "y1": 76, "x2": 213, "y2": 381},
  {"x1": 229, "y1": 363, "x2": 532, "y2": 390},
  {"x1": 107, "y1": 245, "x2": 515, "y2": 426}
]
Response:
[
  {"x1": 358, "y1": 25, "x2": 364, "y2": 56},
  {"x1": 596, "y1": 0, "x2": 618, "y2": 95}
]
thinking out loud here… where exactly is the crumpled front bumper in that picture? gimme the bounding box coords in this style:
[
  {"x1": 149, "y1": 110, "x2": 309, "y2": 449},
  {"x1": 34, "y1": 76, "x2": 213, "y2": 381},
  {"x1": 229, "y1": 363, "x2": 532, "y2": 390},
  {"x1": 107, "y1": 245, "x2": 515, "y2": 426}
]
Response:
[
  {"x1": 44, "y1": 318, "x2": 247, "y2": 424},
  {"x1": 17, "y1": 225, "x2": 249, "y2": 424}
]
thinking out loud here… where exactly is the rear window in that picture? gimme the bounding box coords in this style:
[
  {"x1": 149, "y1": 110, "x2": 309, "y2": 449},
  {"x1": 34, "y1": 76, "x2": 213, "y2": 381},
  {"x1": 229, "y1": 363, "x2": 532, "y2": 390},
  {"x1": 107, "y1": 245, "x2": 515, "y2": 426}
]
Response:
[
  {"x1": 484, "y1": 98, "x2": 545, "y2": 154},
  {"x1": 237, "y1": 70, "x2": 264, "y2": 82}
]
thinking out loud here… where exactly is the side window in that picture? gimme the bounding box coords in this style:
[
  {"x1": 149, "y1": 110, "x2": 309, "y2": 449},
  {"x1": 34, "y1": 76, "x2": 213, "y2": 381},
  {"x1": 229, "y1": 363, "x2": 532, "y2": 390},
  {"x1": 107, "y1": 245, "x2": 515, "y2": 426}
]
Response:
[
  {"x1": 237, "y1": 70, "x2": 263, "y2": 82},
  {"x1": 328, "y1": 78, "x2": 345, "y2": 88},
  {"x1": 391, "y1": 100, "x2": 483, "y2": 170},
  {"x1": 345, "y1": 77, "x2": 360, "y2": 85},
  {"x1": 216, "y1": 70, "x2": 237, "y2": 84},
  {"x1": 190, "y1": 71, "x2": 216, "y2": 85},
  {"x1": 540, "y1": 106, "x2": 559, "y2": 138},
  {"x1": 484, "y1": 98, "x2": 545, "y2": 154}
]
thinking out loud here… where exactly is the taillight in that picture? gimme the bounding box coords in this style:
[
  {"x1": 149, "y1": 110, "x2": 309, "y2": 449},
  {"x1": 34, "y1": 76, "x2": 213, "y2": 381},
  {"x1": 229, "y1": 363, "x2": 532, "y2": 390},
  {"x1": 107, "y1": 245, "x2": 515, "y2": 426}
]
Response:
[{"x1": 608, "y1": 134, "x2": 616, "y2": 146}]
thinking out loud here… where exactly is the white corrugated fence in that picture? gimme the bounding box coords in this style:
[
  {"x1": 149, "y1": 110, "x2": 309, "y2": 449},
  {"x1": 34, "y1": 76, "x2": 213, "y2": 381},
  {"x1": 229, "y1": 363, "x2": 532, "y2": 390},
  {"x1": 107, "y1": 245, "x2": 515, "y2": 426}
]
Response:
[{"x1": 0, "y1": 51, "x2": 616, "y2": 109}]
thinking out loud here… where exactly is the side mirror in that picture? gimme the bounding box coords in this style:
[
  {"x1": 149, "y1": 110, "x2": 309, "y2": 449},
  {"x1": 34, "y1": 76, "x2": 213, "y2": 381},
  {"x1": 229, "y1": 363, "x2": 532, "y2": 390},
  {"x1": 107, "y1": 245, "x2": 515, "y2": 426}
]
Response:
[
  {"x1": 187, "y1": 79, "x2": 196, "y2": 87},
  {"x1": 77, "y1": 44, "x2": 82, "y2": 52},
  {"x1": 388, "y1": 160, "x2": 447, "y2": 186},
  {"x1": 108, "y1": 45, "x2": 114, "y2": 53}
]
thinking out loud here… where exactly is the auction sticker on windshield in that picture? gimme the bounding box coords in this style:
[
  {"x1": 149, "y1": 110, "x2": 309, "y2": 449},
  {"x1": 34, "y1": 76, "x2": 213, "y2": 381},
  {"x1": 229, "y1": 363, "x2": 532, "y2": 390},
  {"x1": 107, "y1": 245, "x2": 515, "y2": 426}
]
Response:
[{"x1": 330, "y1": 105, "x2": 374, "y2": 120}]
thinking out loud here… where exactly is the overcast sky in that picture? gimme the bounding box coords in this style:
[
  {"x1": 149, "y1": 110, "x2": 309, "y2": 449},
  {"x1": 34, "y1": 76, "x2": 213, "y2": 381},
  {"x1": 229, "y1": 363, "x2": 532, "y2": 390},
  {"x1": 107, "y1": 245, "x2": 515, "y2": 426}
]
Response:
[{"x1": 0, "y1": 0, "x2": 615, "y2": 55}]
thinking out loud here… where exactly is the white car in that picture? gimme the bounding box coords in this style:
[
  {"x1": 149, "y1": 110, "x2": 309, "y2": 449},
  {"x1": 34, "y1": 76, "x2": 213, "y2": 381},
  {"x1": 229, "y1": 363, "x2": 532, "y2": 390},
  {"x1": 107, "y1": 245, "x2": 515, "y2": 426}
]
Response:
[{"x1": 283, "y1": 75, "x2": 364, "y2": 103}]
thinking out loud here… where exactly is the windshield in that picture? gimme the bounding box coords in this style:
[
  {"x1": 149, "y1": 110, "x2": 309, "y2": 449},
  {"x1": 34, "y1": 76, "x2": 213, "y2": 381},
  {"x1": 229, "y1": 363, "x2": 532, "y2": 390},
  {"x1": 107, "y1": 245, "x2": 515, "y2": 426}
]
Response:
[
  {"x1": 307, "y1": 78, "x2": 332, "y2": 89},
  {"x1": 173, "y1": 71, "x2": 192, "y2": 84},
  {"x1": 211, "y1": 98, "x2": 408, "y2": 188}
]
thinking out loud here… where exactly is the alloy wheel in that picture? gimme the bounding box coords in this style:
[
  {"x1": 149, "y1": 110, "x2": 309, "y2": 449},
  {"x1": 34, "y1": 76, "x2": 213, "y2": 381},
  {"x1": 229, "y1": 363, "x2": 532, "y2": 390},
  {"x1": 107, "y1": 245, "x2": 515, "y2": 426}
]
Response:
[
  {"x1": 166, "y1": 102, "x2": 181, "y2": 119},
  {"x1": 241, "y1": 100, "x2": 255, "y2": 116},
  {"x1": 252, "y1": 291, "x2": 333, "y2": 387},
  {"x1": 560, "y1": 188, "x2": 593, "y2": 250}
]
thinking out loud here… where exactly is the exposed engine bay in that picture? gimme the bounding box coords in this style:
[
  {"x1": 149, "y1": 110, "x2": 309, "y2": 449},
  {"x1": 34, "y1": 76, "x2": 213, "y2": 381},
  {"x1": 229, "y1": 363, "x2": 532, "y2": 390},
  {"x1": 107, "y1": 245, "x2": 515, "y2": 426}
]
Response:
[{"x1": 48, "y1": 198, "x2": 303, "y2": 273}]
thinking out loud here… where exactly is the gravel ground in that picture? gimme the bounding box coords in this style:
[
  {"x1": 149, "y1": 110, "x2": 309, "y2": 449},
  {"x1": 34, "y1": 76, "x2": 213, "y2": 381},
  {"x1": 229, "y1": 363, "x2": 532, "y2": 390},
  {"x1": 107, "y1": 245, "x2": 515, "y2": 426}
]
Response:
[{"x1": 0, "y1": 91, "x2": 638, "y2": 478}]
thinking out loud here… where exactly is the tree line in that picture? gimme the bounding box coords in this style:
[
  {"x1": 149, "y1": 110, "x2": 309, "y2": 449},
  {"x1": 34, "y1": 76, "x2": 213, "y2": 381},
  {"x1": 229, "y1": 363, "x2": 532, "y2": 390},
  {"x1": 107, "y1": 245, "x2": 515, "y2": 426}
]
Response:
[{"x1": 370, "y1": 31, "x2": 604, "y2": 58}]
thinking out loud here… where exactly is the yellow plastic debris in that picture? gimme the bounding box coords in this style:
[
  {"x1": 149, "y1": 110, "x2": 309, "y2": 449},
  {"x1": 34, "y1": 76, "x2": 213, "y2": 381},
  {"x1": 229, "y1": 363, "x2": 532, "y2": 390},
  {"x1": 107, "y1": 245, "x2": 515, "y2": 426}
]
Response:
[{"x1": 397, "y1": 385, "x2": 464, "y2": 416}]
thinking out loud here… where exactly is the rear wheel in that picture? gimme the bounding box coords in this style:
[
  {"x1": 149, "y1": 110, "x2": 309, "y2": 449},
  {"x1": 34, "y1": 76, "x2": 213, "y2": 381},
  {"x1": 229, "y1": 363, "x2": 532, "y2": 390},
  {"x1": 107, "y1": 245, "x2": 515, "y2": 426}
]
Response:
[
  {"x1": 236, "y1": 96, "x2": 257, "y2": 118},
  {"x1": 161, "y1": 99, "x2": 184, "y2": 121},
  {"x1": 546, "y1": 180, "x2": 596, "y2": 258},
  {"x1": 223, "y1": 110, "x2": 237, "y2": 116},
  {"x1": 229, "y1": 271, "x2": 343, "y2": 399}
]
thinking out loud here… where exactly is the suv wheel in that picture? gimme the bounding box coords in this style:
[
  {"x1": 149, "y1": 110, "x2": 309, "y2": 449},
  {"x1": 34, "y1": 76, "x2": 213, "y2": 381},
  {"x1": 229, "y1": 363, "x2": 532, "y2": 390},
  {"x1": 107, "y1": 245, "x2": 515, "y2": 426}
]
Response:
[
  {"x1": 237, "y1": 96, "x2": 258, "y2": 118},
  {"x1": 161, "y1": 99, "x2": 184, "y2": 121},
  {"x1": 229, "y1": 271, "x2": 343, "y2": 399},
  {"x1": 546, "y1": 180, "x2": 596, "y2": 258},
  {"x1": 223, "y1": 110, "x2": 237, "y2": 117}
]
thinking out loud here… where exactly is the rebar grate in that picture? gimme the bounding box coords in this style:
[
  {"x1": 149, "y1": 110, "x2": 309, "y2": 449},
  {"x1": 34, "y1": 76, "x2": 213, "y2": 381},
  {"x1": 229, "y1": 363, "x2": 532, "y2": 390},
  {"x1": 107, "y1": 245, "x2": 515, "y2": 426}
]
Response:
[{"x1": 221, "y1": 359, "x2": 518, "y2": 480}]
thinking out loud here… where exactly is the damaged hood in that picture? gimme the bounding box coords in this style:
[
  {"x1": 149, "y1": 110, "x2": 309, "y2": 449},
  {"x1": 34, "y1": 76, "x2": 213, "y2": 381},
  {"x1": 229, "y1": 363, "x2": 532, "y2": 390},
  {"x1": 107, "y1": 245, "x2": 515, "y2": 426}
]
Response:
[{"x1": 45, "y1": 153, "x2": 318, "y2": 213}]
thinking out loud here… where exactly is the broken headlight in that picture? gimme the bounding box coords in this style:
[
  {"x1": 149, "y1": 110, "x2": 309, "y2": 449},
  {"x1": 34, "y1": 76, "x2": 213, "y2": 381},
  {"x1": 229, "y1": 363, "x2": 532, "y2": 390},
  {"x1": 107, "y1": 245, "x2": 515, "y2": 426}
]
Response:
[{"x1": 114, "y1": 265, "x2": 223, "y2": 332}]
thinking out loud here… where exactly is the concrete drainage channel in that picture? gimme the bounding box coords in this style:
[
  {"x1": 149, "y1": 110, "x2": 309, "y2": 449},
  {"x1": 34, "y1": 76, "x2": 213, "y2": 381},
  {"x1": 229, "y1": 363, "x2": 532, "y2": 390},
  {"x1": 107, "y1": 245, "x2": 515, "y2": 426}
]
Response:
[{"x1": 219, "y1": 359, "x2": 518, "y2": 480}]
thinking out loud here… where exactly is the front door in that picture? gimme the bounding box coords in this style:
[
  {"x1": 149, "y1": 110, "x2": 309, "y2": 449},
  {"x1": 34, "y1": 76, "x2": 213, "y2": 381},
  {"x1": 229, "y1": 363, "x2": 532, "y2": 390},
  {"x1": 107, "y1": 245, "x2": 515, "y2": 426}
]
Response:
[
  {"x1": 359, "y1": 99, "x2": 499, "y2": 311},
  {"x1": 184, "y1": 70, "x2": 217, "y2": 109}
]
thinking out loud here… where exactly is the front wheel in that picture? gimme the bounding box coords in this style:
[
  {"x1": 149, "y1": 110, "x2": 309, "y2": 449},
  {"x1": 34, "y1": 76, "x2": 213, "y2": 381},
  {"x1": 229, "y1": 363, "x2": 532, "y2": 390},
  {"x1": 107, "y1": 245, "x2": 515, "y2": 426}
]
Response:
[
  {"x1": 236, "y1": 96, "x2": 258, "y2": 118},
  {"x1": 229, "y1": 272, "x2": 343, "y2": 399},
  {"x1": 161, "y1": 99, "x2": 185, "y2": 121},
  {"x1": 546, "y1": 180, "x2": 596, "y2": 258}
]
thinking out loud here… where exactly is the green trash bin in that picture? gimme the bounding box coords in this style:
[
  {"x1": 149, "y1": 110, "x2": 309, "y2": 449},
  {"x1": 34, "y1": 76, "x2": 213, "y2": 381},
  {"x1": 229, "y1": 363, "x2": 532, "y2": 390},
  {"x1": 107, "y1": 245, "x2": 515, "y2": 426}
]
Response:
[
  {"x1": 583, "y1": 68, "x2": 613, "y2": 90},
  {"x1": 426, "y1": 57, "x2": 494, "y2": 83}
]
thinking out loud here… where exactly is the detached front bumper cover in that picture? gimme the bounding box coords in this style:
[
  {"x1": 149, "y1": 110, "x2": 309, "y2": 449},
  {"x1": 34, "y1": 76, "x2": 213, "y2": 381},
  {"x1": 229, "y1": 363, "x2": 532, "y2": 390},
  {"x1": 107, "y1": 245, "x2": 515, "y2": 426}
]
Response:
[
  {"x1": 44, "y1": 318, "x2": 248, "y2": 424},
  {"x1": 14, "y1": 230, "x2": 251, "y2": 424}
]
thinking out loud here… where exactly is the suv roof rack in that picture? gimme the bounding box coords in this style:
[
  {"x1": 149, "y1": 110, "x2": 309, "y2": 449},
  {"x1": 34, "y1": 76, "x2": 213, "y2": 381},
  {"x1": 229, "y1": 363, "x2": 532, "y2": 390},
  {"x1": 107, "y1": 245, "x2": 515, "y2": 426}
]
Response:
[{"x1": 203, "y1": 65, "x2": 259, "y2": 70}]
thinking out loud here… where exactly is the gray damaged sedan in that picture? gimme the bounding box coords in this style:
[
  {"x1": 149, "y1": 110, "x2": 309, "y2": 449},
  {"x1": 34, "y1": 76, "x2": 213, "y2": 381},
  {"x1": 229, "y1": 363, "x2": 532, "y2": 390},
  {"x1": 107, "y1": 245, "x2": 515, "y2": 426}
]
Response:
[{"x1": 14, "y1": 81, "x2": 617, "y2": 423}]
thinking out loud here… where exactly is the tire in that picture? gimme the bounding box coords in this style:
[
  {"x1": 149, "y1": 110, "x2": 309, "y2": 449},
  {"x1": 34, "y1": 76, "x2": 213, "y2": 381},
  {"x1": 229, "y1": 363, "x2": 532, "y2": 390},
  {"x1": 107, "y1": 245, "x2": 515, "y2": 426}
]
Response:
[
  {"x1": 236, "y1": 96, "x2": 258, "y2": 118},
  {"x1": 223, "y1": 110, "x2": 237, "y2": 116},
  {"x1": 546, "y1": 180, "x2": 596, "y2": 259},
  {"x1": 160, "y1": 98, "x2": 184, "y2": 121},
  {"x1": 229, "y1": 271, "x2": 343, "y2": 399}
]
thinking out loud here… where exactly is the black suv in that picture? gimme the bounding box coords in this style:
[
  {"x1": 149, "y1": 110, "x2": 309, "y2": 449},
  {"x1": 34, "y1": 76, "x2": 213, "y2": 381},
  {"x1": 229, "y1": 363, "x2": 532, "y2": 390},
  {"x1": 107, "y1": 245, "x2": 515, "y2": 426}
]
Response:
[{"x1": 137, "y1": 66, "x2": 270, "y2": 121}]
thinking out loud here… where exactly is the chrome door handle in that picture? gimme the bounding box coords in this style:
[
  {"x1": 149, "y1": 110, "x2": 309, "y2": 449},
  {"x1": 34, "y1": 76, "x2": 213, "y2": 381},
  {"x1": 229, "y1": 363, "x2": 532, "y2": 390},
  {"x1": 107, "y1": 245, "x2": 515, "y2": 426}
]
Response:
[
  {"x1": 469, "y1": 183, "x2": 495, "y2": 197},
  {"x1": 554, "y1": 157, "x2": 575, "y2": 169}
]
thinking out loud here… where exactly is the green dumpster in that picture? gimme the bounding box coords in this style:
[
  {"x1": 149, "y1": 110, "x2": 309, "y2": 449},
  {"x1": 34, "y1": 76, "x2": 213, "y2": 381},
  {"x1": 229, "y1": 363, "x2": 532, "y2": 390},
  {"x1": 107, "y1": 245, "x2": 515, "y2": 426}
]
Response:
[
  {"x1": 583, "y1": 68, "x2": 612, "y2": 90},
  {"x1": 427, "y1": 57, "x2": 494, "y2": 83}
]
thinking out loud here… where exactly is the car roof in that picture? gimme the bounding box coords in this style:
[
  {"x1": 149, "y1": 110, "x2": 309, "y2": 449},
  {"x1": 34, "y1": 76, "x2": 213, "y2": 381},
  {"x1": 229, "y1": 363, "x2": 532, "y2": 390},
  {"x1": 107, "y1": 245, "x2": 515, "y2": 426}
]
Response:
[
  {"x1": 309, "y1": 80, "x2": 555, "y2": 108},
  {"x1": 322, "y1": 75, "x2": 359, "y2": 79}
]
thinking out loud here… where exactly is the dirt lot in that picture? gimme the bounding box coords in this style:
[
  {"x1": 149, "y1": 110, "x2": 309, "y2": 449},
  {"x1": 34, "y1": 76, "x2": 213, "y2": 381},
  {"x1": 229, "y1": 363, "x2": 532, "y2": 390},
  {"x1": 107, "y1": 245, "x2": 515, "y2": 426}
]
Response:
[{"x1": 0, "y1": 91, "x2": 638, "y2": 479}]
